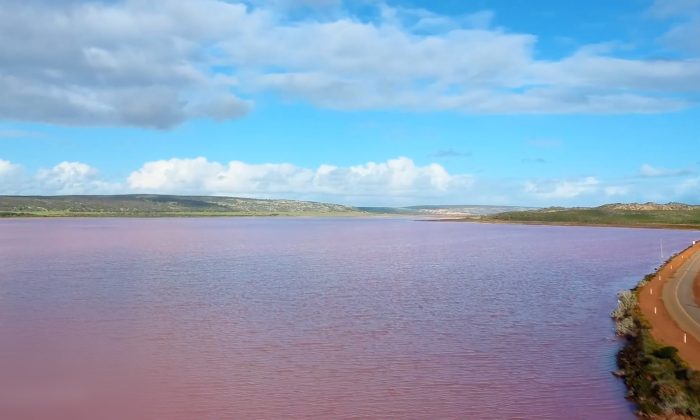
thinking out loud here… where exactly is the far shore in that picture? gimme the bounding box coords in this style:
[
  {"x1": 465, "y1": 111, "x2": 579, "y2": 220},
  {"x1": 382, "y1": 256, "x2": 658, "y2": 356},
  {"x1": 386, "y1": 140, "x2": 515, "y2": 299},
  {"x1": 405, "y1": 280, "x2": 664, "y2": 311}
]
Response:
[
  {"x1": 0, "y1": 211, "x2": 372, "y2": 218},
  {"x1": 4, "y1": 212, "x2": 700, "y2": 232},
  {"x1": 429, "y1": 216, "x2": 700, "y2": 231}
]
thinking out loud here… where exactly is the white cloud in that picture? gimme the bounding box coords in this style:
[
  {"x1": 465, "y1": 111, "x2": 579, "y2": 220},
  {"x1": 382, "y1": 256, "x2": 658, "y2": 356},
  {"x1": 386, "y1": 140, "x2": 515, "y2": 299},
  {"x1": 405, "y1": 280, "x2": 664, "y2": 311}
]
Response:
[
  {"x1": 649, "y1": 0, "x2": 700, "y2": 54},
  {"x1": 0, "y1": 159, "x2": 27, "y2": 194},
  {"x1": 0, "y1": 159, "x2": 21, "y2": 176},
  {"x1": 675, "y1": 177, "x2": 700, "y2": 201},
  {"x1": 0, "y1": 159, "x2": 117, "y2": 196},
  {"x1": 0, "y1": 0, "x2": 252, "y2": 128},
  {"x1": 648, "y1": 0, "x2": 700, "y2": 18},
  {"x1": 639, "y1": 163, "x2": 695, "y2": 177},
  {"x1": 0, "y1": 0, "x2": 699, "y2": 129},
  {"x1": 127, "y1": 156, "x2": 472, "y2": 202},
  {"x1": 246, "y1": 0, "x2": 343, "y2": 15},
  {"x1": 640, "y1": 164, "x2": 665, "y2": 177},
  {"x1": 2, "y1": 156, "x2": 472, "y2": 202},
  {"x1": 34, "y1": 161, "x2": 120, "y2": 195},
  {"x1": 524, "y1": 177, "x2": 600, "y2": 200},
  {"x1": 662, "y1": 16, "x2": 700, "y2": 54},
  {"x1": 1, "y1": 159, "x2": 121, "y2": 195},
  {"x1": 522, "y1": 171, "x2": 695, "y2": 204},
  {"x1": 382, "y1": 6, "x2": 495, "y2": 33},
  {"x1": 1, "y1": 156, "x2": 699, "y2": 205},
  {"x1": 604, "y1": 186, "x2": 630, "y2": 197}
]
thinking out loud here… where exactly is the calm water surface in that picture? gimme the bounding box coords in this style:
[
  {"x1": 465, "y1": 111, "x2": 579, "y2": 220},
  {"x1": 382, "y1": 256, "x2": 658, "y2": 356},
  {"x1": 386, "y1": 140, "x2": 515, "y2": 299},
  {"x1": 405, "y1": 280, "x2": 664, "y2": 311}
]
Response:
[{"x1": 1, "y1": 218, "x2": 699, "y2": 419}]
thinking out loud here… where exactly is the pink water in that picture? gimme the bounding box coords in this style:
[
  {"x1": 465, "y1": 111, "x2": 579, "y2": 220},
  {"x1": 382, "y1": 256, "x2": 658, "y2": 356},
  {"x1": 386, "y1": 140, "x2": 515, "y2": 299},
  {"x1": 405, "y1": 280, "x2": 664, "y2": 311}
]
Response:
[{"x1": 1, "y1": 218, "x2": 698, "y2": 419}]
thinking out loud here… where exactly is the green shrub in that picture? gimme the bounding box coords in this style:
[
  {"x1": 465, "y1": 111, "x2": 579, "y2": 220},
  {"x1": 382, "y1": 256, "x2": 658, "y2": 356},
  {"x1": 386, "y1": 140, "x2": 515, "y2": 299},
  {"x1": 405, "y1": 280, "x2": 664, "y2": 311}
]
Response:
[
  {"x1": 654, "y1": 346, "x2": 679, "y2": 360},
  {"x1": 688, "y1": 371, "x2": 700, "y2": 394}
]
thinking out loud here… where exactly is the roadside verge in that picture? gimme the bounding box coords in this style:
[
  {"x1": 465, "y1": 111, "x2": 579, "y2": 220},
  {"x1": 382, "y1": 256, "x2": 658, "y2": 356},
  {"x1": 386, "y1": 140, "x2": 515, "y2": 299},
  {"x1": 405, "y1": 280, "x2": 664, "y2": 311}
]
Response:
[{"x1": 613, "y1": 241, "x2": 700, "y2": 417}]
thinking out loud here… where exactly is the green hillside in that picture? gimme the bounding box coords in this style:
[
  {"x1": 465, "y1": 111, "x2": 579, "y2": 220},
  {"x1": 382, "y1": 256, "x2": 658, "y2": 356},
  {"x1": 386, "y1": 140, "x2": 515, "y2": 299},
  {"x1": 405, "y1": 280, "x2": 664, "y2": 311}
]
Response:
[
  {"x1": 488, "y1": 203, "x2": 700, "y2": 228},
  {"x1": 0, "y1": 195, "x2": 363, "y2": 217}
]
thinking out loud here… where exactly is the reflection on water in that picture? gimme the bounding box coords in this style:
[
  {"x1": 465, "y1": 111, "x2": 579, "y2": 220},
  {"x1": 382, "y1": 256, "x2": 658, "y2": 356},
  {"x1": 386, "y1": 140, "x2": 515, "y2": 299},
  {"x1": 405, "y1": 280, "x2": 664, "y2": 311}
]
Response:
[{"x1": 1, "y1": 218, "x2": 697, "y2": 419}]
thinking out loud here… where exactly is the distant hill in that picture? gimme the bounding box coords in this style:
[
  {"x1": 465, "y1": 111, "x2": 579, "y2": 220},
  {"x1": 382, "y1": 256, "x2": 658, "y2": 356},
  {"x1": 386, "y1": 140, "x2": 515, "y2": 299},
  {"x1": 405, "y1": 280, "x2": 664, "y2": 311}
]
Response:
[
  {"x1": 487, "y1": 202, "x2": 700, "y2": 229},
  {"x1": 360, "y1": 205, "x2": 538, "y2": 217},
  {"x1": 598, "y1": 202, "x2": 697, "y2": 211},
  {"x1": 0, "y1": 195, "x2": 363, "y2": 217},
  {"x1": 5, "y1": 197, "x2": 698, "y2": 226}
]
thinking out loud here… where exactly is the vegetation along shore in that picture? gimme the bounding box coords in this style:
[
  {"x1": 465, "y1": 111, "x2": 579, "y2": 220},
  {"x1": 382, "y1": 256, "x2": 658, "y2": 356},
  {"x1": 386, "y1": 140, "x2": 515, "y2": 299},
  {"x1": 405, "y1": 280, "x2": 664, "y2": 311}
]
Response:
[
  {"x1": 485, "y1": 203, "x2": 700, "y2": 230},
  {"x1": 612, "y1": 242, "x2": 700, "y2": 418},
  {"x1": 4, "y1": 196, "x2": 700, "y2": 233}
]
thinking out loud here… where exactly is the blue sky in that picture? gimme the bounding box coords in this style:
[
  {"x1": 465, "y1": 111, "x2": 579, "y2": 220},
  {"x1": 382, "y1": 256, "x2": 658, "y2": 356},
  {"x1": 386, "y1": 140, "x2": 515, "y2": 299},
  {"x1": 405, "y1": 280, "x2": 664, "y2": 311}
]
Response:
[{"x1": 0, "y1": 0, "x2": 699, "y2": 206}]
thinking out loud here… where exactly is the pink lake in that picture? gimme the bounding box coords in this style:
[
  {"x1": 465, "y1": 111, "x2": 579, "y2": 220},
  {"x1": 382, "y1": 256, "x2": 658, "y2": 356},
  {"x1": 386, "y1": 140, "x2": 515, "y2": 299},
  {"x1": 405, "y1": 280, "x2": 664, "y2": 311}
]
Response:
[{"x1": 1, "y1": 218, "x2": 698, "y2": 419}]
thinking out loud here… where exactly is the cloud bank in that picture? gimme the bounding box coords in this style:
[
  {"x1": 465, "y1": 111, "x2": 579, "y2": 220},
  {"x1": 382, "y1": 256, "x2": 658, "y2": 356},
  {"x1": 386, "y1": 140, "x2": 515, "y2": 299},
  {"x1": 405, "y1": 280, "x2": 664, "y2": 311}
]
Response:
[
  {"x1": 639, "y1": 163, "x2": 695, "y2": 178},
  {"x1": 127, "y1": 156, "x2": 472, "y2": 200},
  {"x1": 1, "y1": 0, "x2": 700, "y2": 128},
  {"x1": 1, "y1": 156, "x2": 698, "y2": 205},
  {"x1": 524, "y1": 177, "x2": 601, "y2": 200},
  {"x1": 0, "y1": 157, "x2": 473, "y2": 204}
]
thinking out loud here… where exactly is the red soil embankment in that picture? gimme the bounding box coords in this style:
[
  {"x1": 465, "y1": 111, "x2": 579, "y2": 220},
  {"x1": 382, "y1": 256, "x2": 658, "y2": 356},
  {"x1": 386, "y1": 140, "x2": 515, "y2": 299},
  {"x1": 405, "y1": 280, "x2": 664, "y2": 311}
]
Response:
[
  {"x1": 638, "y1": 242, "x2": 700, "y2": 370},
  {"x1": 695, "y1": 269, "x2": 700, "y2": 309}
]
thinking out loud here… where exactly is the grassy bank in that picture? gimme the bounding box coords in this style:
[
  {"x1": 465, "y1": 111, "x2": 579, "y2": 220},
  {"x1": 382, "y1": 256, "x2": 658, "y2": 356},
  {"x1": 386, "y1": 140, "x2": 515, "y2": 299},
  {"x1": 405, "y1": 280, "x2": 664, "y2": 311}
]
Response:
[
  {"x1": 489, "y1": 204, "x2": 700, "y2": 230},
  {"x1": 613, "y1": 270, "x2": 700, "y2": 417}
]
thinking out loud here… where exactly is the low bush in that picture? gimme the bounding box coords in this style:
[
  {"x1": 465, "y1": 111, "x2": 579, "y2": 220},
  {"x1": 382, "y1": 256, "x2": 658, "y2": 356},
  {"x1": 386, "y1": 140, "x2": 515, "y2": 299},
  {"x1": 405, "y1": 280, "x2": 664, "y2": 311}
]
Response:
[{"x1": 654, "y1": 346, "x2": 679, "y2": 360}]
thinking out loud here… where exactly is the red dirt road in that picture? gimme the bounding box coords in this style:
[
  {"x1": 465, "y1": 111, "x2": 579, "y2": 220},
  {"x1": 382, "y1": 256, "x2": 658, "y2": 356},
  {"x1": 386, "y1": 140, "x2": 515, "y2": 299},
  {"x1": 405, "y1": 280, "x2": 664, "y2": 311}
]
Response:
[
  {"x1": 639, "y1": 241, "x2": 700, "y2": 370},
  {"x1": 695, "y1": 269, "x2": 700, "y2": 309}
]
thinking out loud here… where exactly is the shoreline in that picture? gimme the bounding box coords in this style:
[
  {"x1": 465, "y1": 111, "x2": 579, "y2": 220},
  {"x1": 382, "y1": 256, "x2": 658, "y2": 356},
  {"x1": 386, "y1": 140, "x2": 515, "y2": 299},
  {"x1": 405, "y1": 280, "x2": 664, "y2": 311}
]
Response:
[
  {"x1": 3, "y1": 212, "x2": 700, "y2": 232},
  {"x1": 614, "y1": 241, "x2": 700, "y2": 417},
  {"x1": 431, "y1": 217, "x2": 700, "y2": 231}
]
